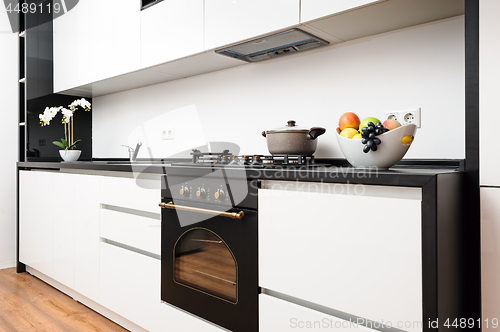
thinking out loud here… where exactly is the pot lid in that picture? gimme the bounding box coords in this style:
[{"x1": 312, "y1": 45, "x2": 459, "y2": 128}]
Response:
[{"x1": 266, "y1": 120, "x2": 309, "y2": 133}]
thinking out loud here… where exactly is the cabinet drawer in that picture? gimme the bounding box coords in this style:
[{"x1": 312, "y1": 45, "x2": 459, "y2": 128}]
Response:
[
  {"x1": 100, "y1": 207, "x2": 161, "y2": 256},
  {"x1": 260, "y1": 294, "x2": 378, "y2": 332},
  {"x1": 100, "y1": 242, "x2": 220, "y2": 332},
  {"x1": 100, "y1": 176, "x2": 161, "y2": 214},
  {"x1": 259, "y1": 184, "x2": 423, "y2": 332}
]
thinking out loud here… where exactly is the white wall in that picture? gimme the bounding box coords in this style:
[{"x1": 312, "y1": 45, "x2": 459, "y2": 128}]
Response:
[
  {"x1": 93, "y1": 16, "x2": 465, "y2": 160},
  {"x1": 0, "y1": 9, "x2": 19, "y2": 269}
]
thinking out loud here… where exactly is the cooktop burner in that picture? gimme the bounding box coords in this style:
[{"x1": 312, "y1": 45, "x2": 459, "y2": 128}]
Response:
[{"x1": 171, "y1": 149, "x2": 328, "y2": 168}]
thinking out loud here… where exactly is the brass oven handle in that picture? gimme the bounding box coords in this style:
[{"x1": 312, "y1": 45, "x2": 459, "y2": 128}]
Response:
[{"x1": 159, "y1": 202, "x2": 245, "y2": 220}]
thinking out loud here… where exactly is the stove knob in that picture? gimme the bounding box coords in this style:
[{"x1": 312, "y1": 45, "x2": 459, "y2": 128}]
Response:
[
  {"x1": 196, "y1": 187, "x2": 207, "y2": 199},
  {"x1": 214, "y1": 189, "x2": 226, "y2": 201},
  {"x1": 179, "y1": 186, "x2": 190, "y2": 197}
]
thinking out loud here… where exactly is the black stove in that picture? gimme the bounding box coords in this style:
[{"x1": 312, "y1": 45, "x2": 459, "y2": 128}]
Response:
[{"x1": 171, "y1": 149, "x2": 328, "y2": 168}]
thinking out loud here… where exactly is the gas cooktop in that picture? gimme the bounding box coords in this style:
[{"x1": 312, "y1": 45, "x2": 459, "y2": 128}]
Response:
[{"x1": 170, "y1": 149, "x2": 329, "y2": 168}]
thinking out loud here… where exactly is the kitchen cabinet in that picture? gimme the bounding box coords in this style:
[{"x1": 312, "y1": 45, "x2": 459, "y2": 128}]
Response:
[
  {"x1": 19, "y1": 171, "x2": 99, "y2": 291},
  {"x1": 259, "y1": 181, "x2": 422, "y2": 332},
  {"x1": 53, "y1": 0, "x2": 91, "y2": 92},
  {"x1": 74, "y1": 175, "x2": 101, "y2": 303},
  {"x1": 141, "y1": 0, "x2": 204, "y2": 68},
  {"x1": 300, "y1": 0, "x2": 379, "y2": 23},
  {"x1": 90, "y1": 0, "x2": 141, "y2": 82},
  {"x1": 260, "y1": 294, "x2": 378, "y2": 332},
  {"x1": 480, "y1": 0, "x2": 500, "y2": 186},
  {"x1": 481, "y1": 187, "x2": 500, "y2": 331},
  {"x1": 204, "y1": 0, "x2": 300, "y2": 50},
  {"x1": 19, "y1": 171, "x2": 54, "y2": 277}
]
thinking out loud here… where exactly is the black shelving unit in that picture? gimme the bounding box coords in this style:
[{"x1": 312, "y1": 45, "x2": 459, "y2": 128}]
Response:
[{"x1": 19, "y1": 4, "x2": 25, "y2": 162}]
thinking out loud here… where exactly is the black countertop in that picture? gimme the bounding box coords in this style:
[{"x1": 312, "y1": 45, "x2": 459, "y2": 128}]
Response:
[{"x1": 18, "y1": 160, "x2": 463, "y2": 188}]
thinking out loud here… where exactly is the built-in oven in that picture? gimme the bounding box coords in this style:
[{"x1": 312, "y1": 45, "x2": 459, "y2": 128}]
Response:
[{"x1": 160, "y1": 168, "x2": 258, "y2": 332}]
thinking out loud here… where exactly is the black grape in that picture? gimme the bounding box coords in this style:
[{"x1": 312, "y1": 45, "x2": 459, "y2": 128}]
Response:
[
  {"x1": 363, "y1": 145, "x2": 371, "y2": 153},
  {"x1": 362, "y1": 138, "x2": 368, "y2": 144},
  {"x1": 373, "y1": 138, "x2": 381, "y2": 145},
  {"x1": 371, "y1": 144, "x2": 378, "y2": 151},
  {"x1": 369, "y1": 132, "x2": 376, "y2": 139}
]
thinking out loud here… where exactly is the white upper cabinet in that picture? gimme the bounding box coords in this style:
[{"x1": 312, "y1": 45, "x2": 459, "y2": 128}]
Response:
[
  {"x1": 300, "y1": 0, "x2": 380, "y2": 23},
  {"x1": 480, "y1": 0, "x2": 500, "y2": 186},
  {"x1": 90, "y1": 0, "x2": 141, "y2": 82},
  {"x1": 204, "y1": 0, "x2": 300, "y2": 50},
  {"x1": 53, "y1": 0, "x2": 92, "y2": 92},
  {"x1": 141, "y1": 0, "x2": 204, "y2": 68}
]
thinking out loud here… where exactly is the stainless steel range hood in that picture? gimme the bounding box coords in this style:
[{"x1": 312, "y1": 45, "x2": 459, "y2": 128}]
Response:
[{"x1": 215, "y1": 29, "x2": 330, "y2": 63}]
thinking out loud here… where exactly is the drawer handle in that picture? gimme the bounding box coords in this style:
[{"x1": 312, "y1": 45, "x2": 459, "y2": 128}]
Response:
[{"x1": 159, "y1": 202, "x2": 245, "y2": 220}]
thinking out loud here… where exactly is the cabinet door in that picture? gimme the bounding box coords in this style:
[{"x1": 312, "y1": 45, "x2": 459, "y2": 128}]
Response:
[
  {"x1": 53, "y1": 0, "x2": 92, "y2": 92},
  {"x1": 260, "y1": 294, "x2": 378, "y2": 332},
  {"x1": 74, "y1": 174, "x2": 101, "y2": 302},
  {"x1": 301, "y1": 0, "x2": 380, "y2": 23},
  {"x1": 259, "y1": 184, "x2": 422, "y2": 332},
  {"x1": 205, "y1": 0, "x2": 300, "y2": 50},
  {"x1": 481, "y1": 187, "x2": 500, "y2": 331},
  {"x1": 100, "y1": 242, "x2": 220, "y2": 332},
  {"x1": 19, "y1": 171, "x2": 53, "y2": 277},
  {"x1": 141, "y1": 0, "x2": 204, "y2": 68},
  {"x1": 480, "y1": 0, "x2": 500, "y2": 186},
  {"x1": 51, "y1": 172, "x2": 75, "y2": 289}
]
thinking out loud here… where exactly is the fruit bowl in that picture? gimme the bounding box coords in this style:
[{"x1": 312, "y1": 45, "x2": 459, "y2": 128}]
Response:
[{"x1": 336, "y1": 124, "x2": 417, "y2": 169}]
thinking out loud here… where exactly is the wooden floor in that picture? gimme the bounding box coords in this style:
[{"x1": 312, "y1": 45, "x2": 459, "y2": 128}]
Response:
[{"x1": 0, "y1": 268, "x2": 128, "y2": 332}]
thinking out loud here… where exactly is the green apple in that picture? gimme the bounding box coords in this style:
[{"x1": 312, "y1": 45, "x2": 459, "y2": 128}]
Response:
[{"x1": 359, "y1": 117, "x2": 381, "y2": 131}]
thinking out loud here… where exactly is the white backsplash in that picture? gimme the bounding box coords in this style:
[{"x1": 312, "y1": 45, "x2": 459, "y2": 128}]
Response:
[{"x1": 93, "y1": 16, "x2": 465, "y2": 160}]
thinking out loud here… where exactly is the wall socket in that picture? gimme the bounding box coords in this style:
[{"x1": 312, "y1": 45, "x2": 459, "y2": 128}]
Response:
[
  {"x1": 385, "y1": 108, "x2": 421, "y2": 127},
  {"x1": 162, "y1": 127, "x2": 175, "y2": 140}
]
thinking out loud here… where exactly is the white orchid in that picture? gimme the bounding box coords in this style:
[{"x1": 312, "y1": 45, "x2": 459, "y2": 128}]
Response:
[
  {"x1": 60, "y1": 108, "x2": 73, "y2": 124},
  {"x1": 39, "y1": 106, "x2": 61, "y2": 126},
  {"x1": 39, "y1": 98, "x2": 92, "y2": 151}
]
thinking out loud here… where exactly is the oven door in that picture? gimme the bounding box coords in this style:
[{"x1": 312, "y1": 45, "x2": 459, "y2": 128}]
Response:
[{"x1": 161, "y1": 199, "x2": 258, "y2": 332}]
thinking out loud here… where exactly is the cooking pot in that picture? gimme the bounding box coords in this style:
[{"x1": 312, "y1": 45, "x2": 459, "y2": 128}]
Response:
[{"x1": 262, "y1": 120, "x2": 326, "y2": 155}]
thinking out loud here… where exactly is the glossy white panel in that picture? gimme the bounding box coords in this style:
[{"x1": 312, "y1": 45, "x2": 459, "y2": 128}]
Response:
[
  {"x1": 100, "y1": 243, "x2": 220, "y2": 331},
  {"x1": 100, "y1": 208, "x2": 161, "y2": 255},
  {"x1": 90, "y1": 0, "x2": 115, "y2": 82},
  {"x1": 259, "y1": 187, "x2": 422, "y2": 332},
  {"x1": 205, "y1": 0, "x2": 300, "y2": 50},
  {"x1": 0, "y1": 13, "x2": 17, "y2": 268},
  {"x1": 301, "y1": 0, "x2": 380, "y2": 23},
  {"x1": 74, "y1": 174, "x2": 101, "y2": 303},
  {"x1": 141, "y1": 0, "x2": 204, "y2": 68},
  {"x1": 99, "y1": 176, "x2": 161, "y2": 214},
  {"x1": 480, "y1": 0, "x2": 500, "y2": 186},
  {"x1": 19, "y1": 171, "x2": 53, "y2": 277},
  {"x1": 113, "y1": 0, "x2": 141, "y2": 75},
  {"x1": 51, "y1": 172, "x2": 75, "y2": 289},
  {"x1": 481, "y1": 188, "x2": 500, "y2": 330},
  {"x1": 260, "y1": 294, "x2": 378, "y2": 332}
]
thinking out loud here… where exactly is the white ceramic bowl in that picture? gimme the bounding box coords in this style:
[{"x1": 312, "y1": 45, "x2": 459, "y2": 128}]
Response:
[
  {"x1": 336, "y1": 124, "x2": 417, "y2": 169},
  {"x1": 59, "y1": 150, "x2": 82, "y2": 162}
]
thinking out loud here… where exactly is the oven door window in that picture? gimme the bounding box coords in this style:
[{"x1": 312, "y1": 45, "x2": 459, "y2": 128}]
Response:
[{"x1": 174, "y1": 228, "x2": 237, "y2": 303}]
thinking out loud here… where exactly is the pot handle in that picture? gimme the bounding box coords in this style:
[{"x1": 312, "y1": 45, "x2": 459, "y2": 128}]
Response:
[
  {"x1": 262, "y1": 131, "x2": 267, "y2": 138},
  {"x1": 309, "y1": 127, "x2": 326, "y2": 139}
]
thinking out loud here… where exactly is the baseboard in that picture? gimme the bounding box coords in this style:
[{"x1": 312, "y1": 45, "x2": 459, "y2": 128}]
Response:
[{"x1": 25, "y1": 266, "x2": 148, "y2": 332}]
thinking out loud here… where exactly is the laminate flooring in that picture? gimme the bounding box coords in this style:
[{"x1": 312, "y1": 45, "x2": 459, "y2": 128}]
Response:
[{"x1": 0, "y1": 268, "x2": 128, "y2": 332}]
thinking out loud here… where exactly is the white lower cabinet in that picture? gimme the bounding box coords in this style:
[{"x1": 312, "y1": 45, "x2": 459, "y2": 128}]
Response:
[
  {"x1": 74, "y1": 174, "x2": 101, "y2": 303},
  {"x1": 259, "y1": 182, "x2": 423, "y2": 332},
  {"x1": 100, "y1": 242, "x2": 221, "y2": 332},
  {"x1": 260, "y1": 294, "x2": 377, "y2": 332}
]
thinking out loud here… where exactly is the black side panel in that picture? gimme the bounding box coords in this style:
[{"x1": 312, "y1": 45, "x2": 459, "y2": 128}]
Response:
[
  {"x1": 25, "y1": 0, "x2": 53, "y2": 100},
  {"x1": 464, "y1": 0, "x2": 481, "y2": 327}
]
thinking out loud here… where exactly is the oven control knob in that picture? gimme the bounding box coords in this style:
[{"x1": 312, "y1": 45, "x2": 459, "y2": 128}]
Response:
[
  {"x1": 196, "y1": 187, "x2": 207, "y2": 199},
  {"x1": 179, "y1": 186, "x2": 190, "y2": 197},
  {"x1": 214, "y1": 189, "x2": 226, "y2": 201}
]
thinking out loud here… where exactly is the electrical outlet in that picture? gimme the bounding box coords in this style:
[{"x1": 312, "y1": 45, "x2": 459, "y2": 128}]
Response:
[
  {"x1": 386, "y1": 112, "x2": 399, "y2": 122},
  {"x1": 385, "y1": 108, "x2": 421, "y2": 128},
  {"x1": 401, "y1": 108, "x2": 421, "y2": 127},
  {"x1": 162, "y1": 127, "x2": 175, "y2": 140}
]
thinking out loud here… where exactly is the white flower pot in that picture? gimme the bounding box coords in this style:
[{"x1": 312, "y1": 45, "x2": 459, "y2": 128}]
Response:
[{"x1": 59, "y1": 150, "x2": 81, "y2": 162}]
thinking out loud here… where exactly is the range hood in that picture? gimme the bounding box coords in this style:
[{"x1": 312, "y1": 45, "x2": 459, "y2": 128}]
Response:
[{"x1": 215, "y1": 29, "x2": 330, "y2": 62}]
